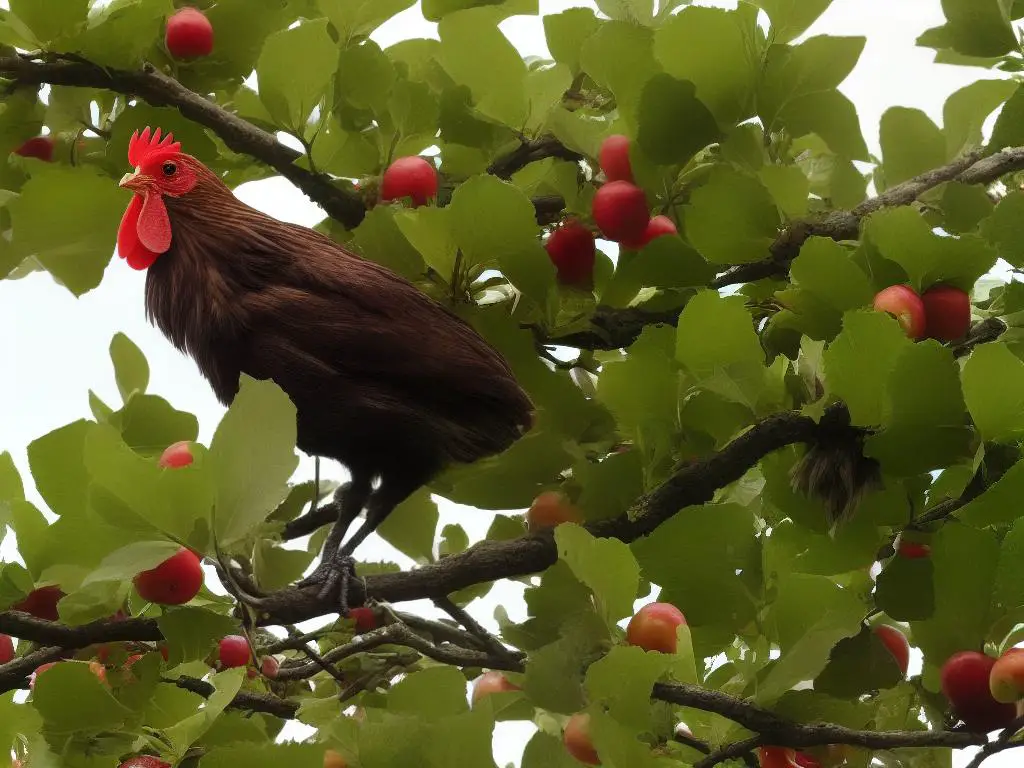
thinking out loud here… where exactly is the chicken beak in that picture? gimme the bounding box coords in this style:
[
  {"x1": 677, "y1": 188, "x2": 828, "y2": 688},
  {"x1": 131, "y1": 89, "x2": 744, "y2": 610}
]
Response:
[{"x1": 119, "y1": 170, "x2": 149, "y2": 192}]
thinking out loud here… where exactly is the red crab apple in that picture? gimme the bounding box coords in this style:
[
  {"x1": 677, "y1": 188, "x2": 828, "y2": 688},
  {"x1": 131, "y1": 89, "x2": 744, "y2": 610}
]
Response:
[
  {"x1": 380, "y1": 156, "x2": 438, "y2": 207},
  {"x1": 622, "y1": 214, "x2": 678, "y2": 250},
  {"x1": 158, "y1": 440, "x2": 194, "y2": 468},
  {"x1": 897, "y1": 539, "x2": 930, "y2": 559},
  {"x1": 599, "y1": 134, "x2": 633, "y2": 182},
  {"x1": 941, "y1": 651, "x2": 1016, "y2": 732},
  {"x1": 133, "y1": 548, "x2": 204, "y2": 605},
  {"x1": 873, "y1": 624, "x2": 910, "y2": 677},
  {"x1": 14, "y1": 585, "x2": 64, "y2": 621},
  {"x1": 349, "y1": 606, "x2": 377, "y2": 633},
  {"x1": 260, "y1": 655, "x2": 281, "y2": 678},
  {"x1": 323, "y1": 750, "x2": 348, "y2": 768},
  {"x1": 989, "y1": 647, "x2": 1024, "y2": 703},
  {"x1": 626, "y1": 602, "x2": 687, "y2": 654},
  {"x1": 564, "y1": 712, "x2": 600, "y2": 765},
  {"x1": 165, "y1": 7, "x2": 214, "y2": 59},
  {"x1": 118, "y1": 757, "x2": 171, "y2": 768},
  {"x1": 218, "y1": 635, "x2": 251, "y2": 669},
  {"x1": 525, "y1": 491, "x2": 583, "y2": 532},
  {"x1": 758, "y1": 746, "x2": 797, "y2": 768},
  {"x1": 471, "y1": 671, "x2": 521, "y2": 706},
  {"x1": 14, "y1": 136, "x2": 54, "y2": 162},
  {"x1": 592, "y1": 180, "x2": 649, "y2": 244},
  {"x1": 873, "y1": 285, "x2": 926, "y2": 340},
  {"x1": 545, "y1": 219, "x2": 596, "y2": 286},
  {"x1": 922, "y1": 284, "x2": 971, "y2": 342},
  {"x1": 0, "y1": 634, "x2": 13, "y2": 664}
]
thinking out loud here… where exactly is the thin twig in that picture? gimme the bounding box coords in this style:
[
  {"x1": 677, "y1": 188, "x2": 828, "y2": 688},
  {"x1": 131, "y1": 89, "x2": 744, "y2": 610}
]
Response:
[{"x1": 432, "y1": 594, "x2": 524, "y2": 667}]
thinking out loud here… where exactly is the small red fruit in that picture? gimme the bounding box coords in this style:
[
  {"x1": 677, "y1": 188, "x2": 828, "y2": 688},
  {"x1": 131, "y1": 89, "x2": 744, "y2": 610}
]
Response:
[
  {"x1": 470, "y1": 670, "x2": 521, "y2": 706},
  {"x1": 261, "y1": 655, "x2": 281, "y2": 678},
  {"x1": 380, "y1": 156, "x2": 438, "y2": 207},
  {"x1": 14, "y1": 136, "x2": 54, "y2": 162},
  {"x1": 592, "y1": 180, "x2": 649, "y2": 244},
  {"x1": 599, "y1": 134, "x2": 633, "y2": 182},
  {"x1": 989, "y1": 646, "x2": 1024, "y2": 703},
  {"x1": 626, "y1": 602, "x2": 687, "y2": 654},
  {"x1": 525, "y1": 491, "x2": 583, "y2": 532},
  {"x1": 545, "y1": 219, "x2": 596, "y2": 286},
  {"x1": 349, "y1": 606, "x2": 377, "y2": 633},
  {"x1": 118, "y1": 757, "x2": 171, "y2": 768},
  {"x1": 323, "y1": 750, "x2": 348, "y2": 768},
  {"x1": 793, "y1": 753, "x2": 822, "y2": 768},
  {"x1": 165, "y1": 7, "x2": 214, "y2": 59},
  {"x1": 758, "y1": 747, "x2": 797, "y2": 768},
  {"x1": 0, "y1": 634, "x2": 13, "y2": 664},
  {"x1": 14, "y1": 585, "x2": 64, "y2": 621},
  {"x1": 563, "y1": 712, "x2": 600, "y2": 765},
  {"x1": 941, "y1": 651, "x2": 1016, "y2": 732},
  {"x1": 873, "y1": 285, "x2": 927, "y2": 340},
  {"x1": 873, "y1": 624, "x2": 910, "y2": 677},
  {"x1": 897, "y1": 540, "x2": 931, "y2": 559},
  {"x1": 158, "y1": 440, "x2": 194, "y2": 468},
  {"x1": 218, "y1": 635, "x2": 251, "y2": 669},
  {"x1": 621, "y1": 214, "x2": 678, "y2": 249},
  {"x1": 922, "y1": 284, "x2": 971, "y2": 342},
  {"x1": 133, "y1": 548, "x2": 204, "y2": 605}
]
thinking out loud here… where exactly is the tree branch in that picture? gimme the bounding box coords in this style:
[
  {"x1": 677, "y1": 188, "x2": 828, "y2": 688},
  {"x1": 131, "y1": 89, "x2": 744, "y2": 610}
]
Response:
[
  {"x1": 169, "y1": 675, "x2": 300, "y2": 719},
  {"x1": 487, "y1": 135, "x2": 582, "y2": 179}
]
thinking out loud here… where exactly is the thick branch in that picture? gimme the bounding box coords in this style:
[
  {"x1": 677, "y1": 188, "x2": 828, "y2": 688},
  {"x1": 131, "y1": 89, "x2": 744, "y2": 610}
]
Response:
[
  {"x1": 170, "y1": 675, "x2": 299, "y2": 719},
  {"x1": 255, "y1": 408, "x2": 820, "y2": 623},
  {"x1": 487, "y1": 136, "x2": 582, "y2": 179}
]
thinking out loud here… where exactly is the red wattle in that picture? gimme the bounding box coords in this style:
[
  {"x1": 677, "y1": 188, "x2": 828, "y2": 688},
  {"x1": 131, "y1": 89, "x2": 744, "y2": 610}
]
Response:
[
  {"x1": 117, "y1": 193, "x2": 162, "y2": 270},
  {"x1": 138, "y1": 191, "x2": 172, "y2": 253}
]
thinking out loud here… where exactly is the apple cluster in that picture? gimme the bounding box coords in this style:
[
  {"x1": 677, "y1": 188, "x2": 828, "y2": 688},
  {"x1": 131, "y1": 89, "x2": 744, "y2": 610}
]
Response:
[{"x1": 873, "y1": 283, "x2": 971, "y2": 342}]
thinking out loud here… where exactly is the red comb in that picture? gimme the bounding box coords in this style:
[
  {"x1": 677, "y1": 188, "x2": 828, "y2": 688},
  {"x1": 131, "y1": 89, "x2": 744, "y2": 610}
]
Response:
[{"x1": 127, "y1": 126, "x2": 181, "y2": 167}]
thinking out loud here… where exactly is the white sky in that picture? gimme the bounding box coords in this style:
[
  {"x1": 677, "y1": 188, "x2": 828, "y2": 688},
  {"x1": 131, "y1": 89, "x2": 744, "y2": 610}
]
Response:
[{"x1": 0, "y1": 0, "x2": 1016, "y2": 765}]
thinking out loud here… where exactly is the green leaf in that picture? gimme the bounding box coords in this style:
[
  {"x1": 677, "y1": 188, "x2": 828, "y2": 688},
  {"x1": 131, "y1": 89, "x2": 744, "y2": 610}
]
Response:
[
  {"x1": 814, "y1": 624, "x2": 907, "y2": 698},
  {"x1": 210, "y1": 376, "x2": 299, "y2": 548},
  {"x1": 633, "y1": 502, "x2": 759, "y2": 633},
  {"x1": 524, "y1": 62, "x2": 573, "y2": 134},
  {"x1": 580, "y1": 21, "x2": 661, "y2": 131},
  {"x1": 554, "y1": 524, "x2": 640, "y2": 627},
  {"x1": 864, "y1": 206, "x2": 996, "y2": 293},
  {"x1": 543, "y1": 7, "x2": 602, "y2": 75},
  {"x1": 943, "y1": 78, "x2": 1017, "y2": 156},
  {"x1": 789, "y1": 237, "x2": 874, "y2": 313},
  {"x1": 83, "y1": 540, "x2": 181, "y2": 587},
  {"x1": 653, "y1": 6, "x2": 758, "y2": 126},
  {"x1": 422, "y1": 0, "x2": 537, "y2": 22},
  {"x1": 201, "y1": 744, "x2": 323, "y2": 768},
  {"x1": 9, "y1": 0, "x2": 87, "y2": 44},
  {"x1": 776, "y1": 89, "x2": 870, "y2": 161},
  {"x1": 879, "y1": 107, "x2": 945, "y2": 187},
  {"x1": 523, "y1": 611, "x2": 607, "y2": 713},
  {"x1": 109, "y1": 332, "x2": 149, "y2": 403},
  {"x1": 959, "y1": 459, "x2": 1024, "y2": 526},
  {"x1": 352, "y1": 205, "x2": 427, "y2": 279},
  {"x1": 164, "y1": 667, "x2": 246, "y2": 758},
  {"x1": 941, "y1": 181, "x2": 994, "y2": 234},
  {"x1": 876, "y1": 554, "x2": 936, "y2": 621},
  {"x1": 388, "y1": 666, "x2": 469, "y2": 719},
  {"x1": 437, "y1": 8, "x2": 527, "y2": 127},
  {"x1": 758, "y1": 164, "x2": 810, "y2": 217},
  {"x1": 962, "y1": 343, "x2": 1024, "y2": 443},
  {"x1": 684, "y1": 166, "x2": 780, "y2": 264},
  {"x1": 158, "y1": 607, "x2": 239, "y2": 666},
  {"x1": 758, "y1": 573, "x2": 867, "y2": 703},
  {"x1": 934, "y1": 0, "x2": 1017, "y2": 57},
  {"x1": 58, "y1": 579, "x2": 131, "y2": 626},
  {"x1": 990, "y1": 84, "x2": 1024, "y2": 150},
  {"x1": 8, "y1": 166, "x2": 129, "y2": 296},
  {"x1": 27, "y1": 419, "x2": 91, "y2": 519},
  {"x1": 32, "y1": 660, "x2": 130, "y2": 734},
  {"x1": 257, "y1": 18, "x2": 338, "y2": 132},
  {"x1": 0, "y1": 450, "x2": 24, "y2": 512},
  {"x1": 747, "y1": 0, "x2": 833, "y2": 43},
  {"x1": 375, "y1": 487, "x2": 438, "y2": 564},
  {"x1": 911, "y1": 522, "x2": 999, "y2": 667},
  {"x1": 980, "y1": 190, "x2": 1024, "y2": 269},
  {"x1": 317, "y1": 0, "x2": 414, "y2": 43},
  {"x1": 109, "y1": 393, "x2": 199, "y2": 458},
  {"x1": 636, "y1": 74, "x2": 721, "y2": 166},
  {"x1": 822, "y1": 310, "x2": 912, "y2": 427},
  {"x1": 757, "y1": 35, "x2": 866, "y2": 127},
  {"x1": 394, "y1": 206, "x2": 458, "y2": 282},
  {"x1": 75, "y1": 0, "x2": 173, "y2": 69},
  {"x1": 449, "y1": 175, "x2": 554, "y2": 305},
  {"x1": 995, "y1": 517, "x2": 1024, "y2": 614},
  {"x1": 585, "y1": 645, "x2": 671, "y2": 730}
]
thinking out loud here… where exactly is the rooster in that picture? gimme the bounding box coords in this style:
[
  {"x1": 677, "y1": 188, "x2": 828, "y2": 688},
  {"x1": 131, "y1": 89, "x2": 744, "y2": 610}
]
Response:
[{"x1": 115, "y1": 127, "x2": 534, "y2": 608}]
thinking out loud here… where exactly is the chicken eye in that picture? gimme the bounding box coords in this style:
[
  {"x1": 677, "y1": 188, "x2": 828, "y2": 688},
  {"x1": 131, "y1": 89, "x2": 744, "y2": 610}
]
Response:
[{"x1": 162, "y1": 162, "x2": 177, "y2": 176}]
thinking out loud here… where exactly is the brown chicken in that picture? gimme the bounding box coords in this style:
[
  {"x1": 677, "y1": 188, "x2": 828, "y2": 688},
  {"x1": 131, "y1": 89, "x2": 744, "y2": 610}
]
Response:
[{"x1": 116, "y1": 127, "x2": 534, "y2": 606}]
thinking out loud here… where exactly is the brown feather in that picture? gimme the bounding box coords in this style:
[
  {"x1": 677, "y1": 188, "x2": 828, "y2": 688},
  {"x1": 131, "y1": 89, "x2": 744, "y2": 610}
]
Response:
[{"x1": 145, "y1": 157, "x2": 533, "y2": 504}]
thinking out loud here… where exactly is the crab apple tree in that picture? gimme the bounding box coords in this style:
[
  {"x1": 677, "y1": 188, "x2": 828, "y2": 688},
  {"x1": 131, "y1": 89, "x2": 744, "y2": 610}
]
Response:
[{"x1": 2, "y1": 2, "x2": 1024, "y2": 767}]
